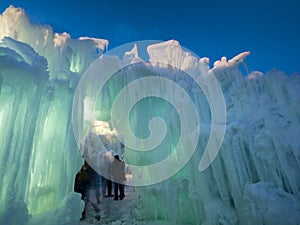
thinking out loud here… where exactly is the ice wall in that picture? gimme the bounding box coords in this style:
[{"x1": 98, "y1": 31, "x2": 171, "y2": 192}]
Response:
[
  {"x1": 127, "y1": 42, "x2": 300, "y2": 225},
  {"x1": 0, "y1": 37, "x2": 49, "y2": 224},
  {"x1": 0, "y1": 5, "x2": 108, "y2": 80},
  {"x1": 1, "y1": 5, "x2": 300, "y2": 225},
  {"x1": 79, "y1": 39, "x2": 299, "y2": 224},
  {"x1": 0, "y1": 6, "x2": 108, "y2": 225}
]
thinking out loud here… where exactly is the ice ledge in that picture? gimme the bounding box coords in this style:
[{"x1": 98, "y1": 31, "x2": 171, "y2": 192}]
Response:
[
  {"x1": 0, "y1": 36, "x2": 47, "y2": 70},
  {"x1": 147, "y1": 39, "x2": 180, "y2": 52},
  {"x1": 0, "y1": 6, "x2": 109, "y2": 52},
  {"x1": 0, "y1": 5, "x2": 28, "y2": 40},
  {"x1": 53, "y1": 32, "x2": 70, "y2": 48},
  {"x1": 146, "y1": 39, "x2": 251, "y2": 74},
  {"x1": 213, "y1": 52, "x2": 250, "y2": 69},
  {"x1": 78, "y1": 37, "x2": 109, "y2": 51}
]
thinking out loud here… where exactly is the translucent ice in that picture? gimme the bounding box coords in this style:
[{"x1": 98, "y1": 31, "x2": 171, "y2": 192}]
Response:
[
  {"x1": 0, "y1": 6, "x2": 107, "y2": 225},
  {"x1": 0, "y1": 5, "x2": 299, "y2": 225}
]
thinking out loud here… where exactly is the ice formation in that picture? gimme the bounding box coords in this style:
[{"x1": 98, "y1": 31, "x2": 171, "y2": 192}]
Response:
[
  {"x1": 0, "y1": 5, "x2": 299, "y2": 225},
  {"x1": 0, "y1": 6, "x2": 106, "y2": 225}
]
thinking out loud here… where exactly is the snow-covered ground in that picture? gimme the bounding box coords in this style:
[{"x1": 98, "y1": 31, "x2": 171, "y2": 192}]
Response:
[
  {"x1": 79, "y1": 185, "x2": 189, "y2": 225},
  {"x1": 79, "y1": 186, "x2": 137, "y2": 225}
]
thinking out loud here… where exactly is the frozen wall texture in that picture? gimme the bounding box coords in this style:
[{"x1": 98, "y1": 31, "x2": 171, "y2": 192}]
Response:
[
  {"x1": 108, "y1": 41, "x2": 299, "y2": 225},
  {"x1": 0, "y1": 5, "x2": 299, "y2": 225},
  {"x1": 0, "y1": 6, "x2": 107, "y2": 225}
]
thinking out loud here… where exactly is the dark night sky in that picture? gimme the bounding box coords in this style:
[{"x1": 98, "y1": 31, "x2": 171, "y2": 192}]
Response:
[{"x1": 1, "y1": 0, "x2": 299, "y2": 74}]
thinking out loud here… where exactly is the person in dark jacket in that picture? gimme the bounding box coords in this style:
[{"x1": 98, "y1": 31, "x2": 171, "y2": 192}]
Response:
[
  {"x1": 74, "y1": 162, "x2": 90, "y2": 220},
  {"x1": 110, "y1": 155, "x2": 125, "y2": 200}
]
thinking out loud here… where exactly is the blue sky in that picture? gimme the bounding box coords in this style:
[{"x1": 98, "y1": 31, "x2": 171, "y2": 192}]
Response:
[{"x1": 0, "y1": 0, "x2": 299, "y2": 74}]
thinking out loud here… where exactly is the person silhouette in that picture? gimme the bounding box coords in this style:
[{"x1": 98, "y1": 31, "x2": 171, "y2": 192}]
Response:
[
  {"x1": 74, "y1": 162, "x2": 90, "y2": 220},
  {"x1": 101, "y1": 175, "x2": 113, "y2": 197},
  {"x1": 110, "y1": 155, "x2": 125, "y2": 200}
]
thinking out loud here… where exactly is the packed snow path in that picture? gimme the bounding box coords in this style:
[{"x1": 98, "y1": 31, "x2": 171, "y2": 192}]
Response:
[
  {"x1": 78, "y1": 186, "x2": 179, "y2": 225},
  {"x1": 79, "y1": 186, "x2": 137, "y2": 225}
]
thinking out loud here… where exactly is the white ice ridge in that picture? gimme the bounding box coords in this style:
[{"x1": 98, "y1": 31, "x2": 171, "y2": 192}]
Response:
[
  {"x1": 147, "y1": 39, "x2": 250, "y2": 75},
  {"x1": 53, "y1": 32, "x2": 70, "y2": 48},
  {"x1": 213, "y1": 51, "x2": 250, "y2": 68},
  {"x1": 122, "y1": 43, "x2": 144, "y2": 65},
  {"x1": 78, "y1": 36, "x2": 109, "y2": 51},
  {"x1": 124, "y1": 43, "x2": 139, "y2": 59},
  {"x1": 0, "y1": 5, "x2": 109, "y2": 78}
]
